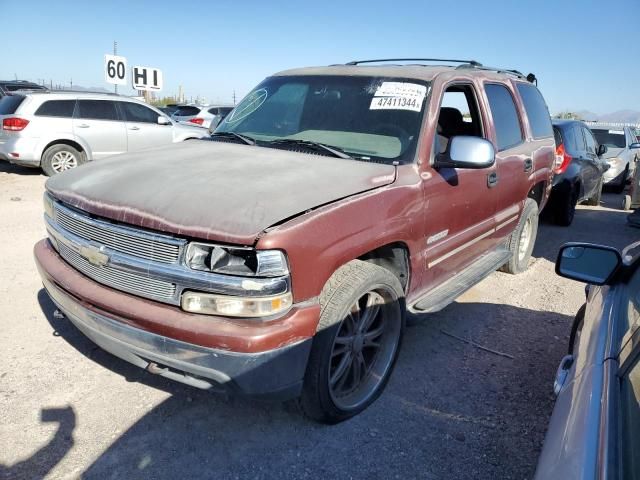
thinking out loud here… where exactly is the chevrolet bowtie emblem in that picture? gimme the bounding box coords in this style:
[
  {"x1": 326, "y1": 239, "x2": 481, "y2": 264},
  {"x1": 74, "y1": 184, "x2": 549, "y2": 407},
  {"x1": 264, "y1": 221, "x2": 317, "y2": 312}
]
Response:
[{"x1": 79, "y1": 245, "x2": 109, "y2": 267}]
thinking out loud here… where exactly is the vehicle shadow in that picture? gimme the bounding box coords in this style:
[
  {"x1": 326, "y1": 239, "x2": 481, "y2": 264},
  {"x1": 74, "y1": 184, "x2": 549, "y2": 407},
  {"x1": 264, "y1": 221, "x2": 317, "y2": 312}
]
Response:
[
  {"x1": 0, "y1": 161, "x2": 42, "y2": 176},
  {"x1": 535, "y1": 192, "x2": 636, "y2": 264},
  {"x1": 38, "y1": 289, "x2": 570, "y2": 479},
  {"x1": 0, "y1": 406, "x2": 76, "y2": 480}
]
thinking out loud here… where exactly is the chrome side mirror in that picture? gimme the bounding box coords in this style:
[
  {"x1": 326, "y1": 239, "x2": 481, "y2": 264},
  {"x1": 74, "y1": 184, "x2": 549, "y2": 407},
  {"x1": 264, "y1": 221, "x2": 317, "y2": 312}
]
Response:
[
  {"x1": 556, "y1": 243, "x2": 622, "y2": 285},
  {"x1": 436, "y1": 136, "x2": 495, "y2": 169}
]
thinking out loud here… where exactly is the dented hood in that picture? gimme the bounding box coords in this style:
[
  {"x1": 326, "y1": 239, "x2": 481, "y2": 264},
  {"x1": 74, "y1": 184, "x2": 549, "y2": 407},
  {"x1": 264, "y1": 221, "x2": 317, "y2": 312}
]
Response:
[{"x1": 46, "y1": 141, "x2": 395, "y2": 245}]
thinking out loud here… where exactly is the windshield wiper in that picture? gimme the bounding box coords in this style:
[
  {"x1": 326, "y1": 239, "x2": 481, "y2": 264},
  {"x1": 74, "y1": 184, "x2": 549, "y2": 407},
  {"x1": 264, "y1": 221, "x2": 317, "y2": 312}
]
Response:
[
  {"x1": 266, "y1": 139, "x2": 352, "y2": 159},
  {"x1": 210, "y1": 132, "x2": 255, "y2": 146}
]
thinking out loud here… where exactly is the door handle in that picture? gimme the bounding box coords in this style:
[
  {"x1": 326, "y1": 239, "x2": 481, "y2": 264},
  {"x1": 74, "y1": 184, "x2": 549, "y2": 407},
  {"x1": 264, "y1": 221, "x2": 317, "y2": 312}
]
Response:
[
  {"x1": 76, "y1": 124, "x2": 90, "y2": 128},
  {"x1": 524, "y1": 158, "x2": 533, "y2": 173},
  {"x1": 129, "y1": 126, "x2": 140, "y2": 131},
  {"x1": 487, "y1": 172, "x2": 498, "y2": 188}
]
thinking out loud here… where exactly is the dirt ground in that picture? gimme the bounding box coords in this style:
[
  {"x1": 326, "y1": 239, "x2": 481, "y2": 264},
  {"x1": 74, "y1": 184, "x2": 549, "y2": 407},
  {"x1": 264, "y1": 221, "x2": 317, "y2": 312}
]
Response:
[{"x1": 1, "y1": 161, "x2": 638, "y2": 480}]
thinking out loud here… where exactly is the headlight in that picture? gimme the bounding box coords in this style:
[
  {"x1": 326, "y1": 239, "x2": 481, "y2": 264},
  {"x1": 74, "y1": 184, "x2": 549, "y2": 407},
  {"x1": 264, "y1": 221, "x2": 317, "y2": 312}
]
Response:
[
  {"x1": 181, "y1": 291, "x2": 292, "y2": 317},
  {"x1": 43, "y1": 192, "x2": 54, "y2": 218},
  {"x1": 608, "y1": 158, "x2": 623, "y2": 168},
  {"x1": 185, "y1": 242, "x2": 289, "y2": 277}
]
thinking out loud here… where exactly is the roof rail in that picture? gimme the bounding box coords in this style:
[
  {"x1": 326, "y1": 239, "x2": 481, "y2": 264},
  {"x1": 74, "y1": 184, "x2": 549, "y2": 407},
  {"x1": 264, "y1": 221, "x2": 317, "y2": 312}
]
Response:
[
  {"x1": 343, "y1": 58, "x2": 482, "y2": 66},
  {"x1": 33, "y1": 89, "x2": 121, "y2": 96},
  {"x1": 455, "y1": 63, "x2": 537, "y2": 83}
]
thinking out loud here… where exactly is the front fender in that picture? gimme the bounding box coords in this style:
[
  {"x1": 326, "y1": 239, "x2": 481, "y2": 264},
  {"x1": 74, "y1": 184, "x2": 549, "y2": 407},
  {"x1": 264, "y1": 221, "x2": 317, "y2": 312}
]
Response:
[{"x1": 257, "y1": 167, "x2": 424, "y2": 303}]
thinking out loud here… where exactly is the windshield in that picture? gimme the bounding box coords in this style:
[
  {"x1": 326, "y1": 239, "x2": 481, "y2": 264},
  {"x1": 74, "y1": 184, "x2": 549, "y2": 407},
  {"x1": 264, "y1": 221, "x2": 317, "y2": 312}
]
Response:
[
  {"x1": 591, "y1": 128, "x2": 626, "y2": 148},
  {"x1": 215, "y1": 75, "x2": 430, "y2": 164}
]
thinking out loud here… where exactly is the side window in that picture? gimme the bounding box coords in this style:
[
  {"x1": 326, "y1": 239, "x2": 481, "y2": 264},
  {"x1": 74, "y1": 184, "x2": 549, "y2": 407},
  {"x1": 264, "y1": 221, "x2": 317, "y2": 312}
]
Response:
[
  {"x1": 435, "y1": 84, "x2": 484, "y2": 154},
  {"x1": 485, "y1": 84, "x2": 523, "y2": 151},
  {"x1": 516, "y1": 83, "x2": 553, "y2": 139},
  {"x1": 76, "y1": 100, "x2": 119, "y2": 121},
  {"x1": 583, "y1": 127, "x2": 597, "y2": 154},
  {"x1": 35, "y1": 100, "x2": 76, "y2": 118},
  {"x1": 121, "y1": 102, "x2": 159, "y2": 123},
  {"x1": 572, "y1": 125, "x2": 585, "y2": 152}
]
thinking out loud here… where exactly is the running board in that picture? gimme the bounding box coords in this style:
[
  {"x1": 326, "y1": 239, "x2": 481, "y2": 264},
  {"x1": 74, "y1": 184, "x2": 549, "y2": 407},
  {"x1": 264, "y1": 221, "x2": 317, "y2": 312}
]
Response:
[{"x1": 410, "y1": 248, "x2": 512, "y2": 313}]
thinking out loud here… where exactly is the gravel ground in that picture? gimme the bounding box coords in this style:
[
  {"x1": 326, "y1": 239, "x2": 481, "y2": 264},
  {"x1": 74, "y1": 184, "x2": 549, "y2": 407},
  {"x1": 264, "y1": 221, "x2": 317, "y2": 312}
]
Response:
[{"x1": 1, "y1": 161, "x2": 638, "y2": 480}]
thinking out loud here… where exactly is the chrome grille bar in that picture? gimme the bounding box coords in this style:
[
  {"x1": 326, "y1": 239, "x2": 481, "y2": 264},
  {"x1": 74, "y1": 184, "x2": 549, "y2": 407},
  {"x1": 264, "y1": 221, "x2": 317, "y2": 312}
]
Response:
[{"x1": 53, "y1": 202, "x2": 184, "y2": 264}]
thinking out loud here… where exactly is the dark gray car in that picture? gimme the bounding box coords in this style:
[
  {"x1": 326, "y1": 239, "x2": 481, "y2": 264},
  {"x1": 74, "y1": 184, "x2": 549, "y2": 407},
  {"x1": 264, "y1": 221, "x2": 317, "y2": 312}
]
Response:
[{"x1": 535, "y1": 241, "x2": 640, "y2": 479}]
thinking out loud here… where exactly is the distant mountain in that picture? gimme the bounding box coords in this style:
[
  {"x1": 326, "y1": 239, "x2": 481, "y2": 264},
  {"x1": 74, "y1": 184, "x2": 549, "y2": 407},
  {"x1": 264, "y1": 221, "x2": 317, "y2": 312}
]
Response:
[{"x1": 568, "y1": 109, "x2": 640, "y2": 124}]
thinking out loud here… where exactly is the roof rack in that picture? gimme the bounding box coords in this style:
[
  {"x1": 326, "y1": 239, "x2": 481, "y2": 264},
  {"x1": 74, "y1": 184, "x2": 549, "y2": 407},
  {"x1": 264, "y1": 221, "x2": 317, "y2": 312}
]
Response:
[
  {"x1": 455, "y1": 63, "x2": 537, "y2": 83},
  {"x1": 21, "y1": 89, "x2": 121, "y2": 96},
  {"x1": 343, "y1": 58, "x2": 482, "y2": 66}
]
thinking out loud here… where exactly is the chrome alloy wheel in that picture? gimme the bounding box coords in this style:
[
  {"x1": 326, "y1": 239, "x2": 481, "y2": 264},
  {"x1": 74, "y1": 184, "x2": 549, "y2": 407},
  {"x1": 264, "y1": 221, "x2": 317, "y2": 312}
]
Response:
[
  {"x1": 50, "y1": 151, "x2": 78, "y2": 173},
  {"x1": 518, "y1": 216, "x2": 533, "y2": 262},
  {"x1": 328, "y1": 288, "x2": 401, "y2": 410}
]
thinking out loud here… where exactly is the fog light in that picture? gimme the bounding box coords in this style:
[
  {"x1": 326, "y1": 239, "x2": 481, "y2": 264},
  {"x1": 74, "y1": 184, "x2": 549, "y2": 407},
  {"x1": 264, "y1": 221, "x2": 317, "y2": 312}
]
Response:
[{"x1": 181, "y1": 291, "x2": 292, "y2": 318}]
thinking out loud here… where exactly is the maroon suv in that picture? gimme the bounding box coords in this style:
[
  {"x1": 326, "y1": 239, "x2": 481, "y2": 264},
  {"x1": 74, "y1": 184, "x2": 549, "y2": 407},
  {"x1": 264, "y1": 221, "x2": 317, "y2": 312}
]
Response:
[{"x1": 35, "y1": 59, "x2": 555, "y2": 423}]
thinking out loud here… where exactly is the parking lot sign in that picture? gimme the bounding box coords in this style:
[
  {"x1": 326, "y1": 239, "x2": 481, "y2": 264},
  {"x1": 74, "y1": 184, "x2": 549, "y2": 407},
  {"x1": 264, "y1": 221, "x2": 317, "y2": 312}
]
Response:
[
  {"x1": 104, "y1": 55, "x2": 127, "y2": 85},
  {"x1": 132, "y1": 66, "x2": 163, "y2": 91}
]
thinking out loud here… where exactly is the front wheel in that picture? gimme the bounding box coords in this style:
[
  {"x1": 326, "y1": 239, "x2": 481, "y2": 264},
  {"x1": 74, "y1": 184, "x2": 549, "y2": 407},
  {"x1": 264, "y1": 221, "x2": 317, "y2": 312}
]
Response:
[
  {"x1": 41, "y1": 144, "x2": 85, "y2": 176},
  {"x1": 501, "y1": 198, "x2": 539, "y2": 274},
  {"x1": 299, "y1": 260, "x2": 405, "y2": 424},
  {"x1": 584, "y1": 179, "x2": 603, "y2": 206},
  {"x1": 614, "y1": 166, "x2": 629, "y2": 194}
]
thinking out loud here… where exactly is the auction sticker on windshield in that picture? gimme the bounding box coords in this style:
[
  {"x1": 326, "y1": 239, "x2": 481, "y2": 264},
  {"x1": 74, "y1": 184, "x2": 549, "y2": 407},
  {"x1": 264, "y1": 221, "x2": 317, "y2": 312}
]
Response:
[{"x1": 370, "y1": 82, "x2": 427, "y2": 112}]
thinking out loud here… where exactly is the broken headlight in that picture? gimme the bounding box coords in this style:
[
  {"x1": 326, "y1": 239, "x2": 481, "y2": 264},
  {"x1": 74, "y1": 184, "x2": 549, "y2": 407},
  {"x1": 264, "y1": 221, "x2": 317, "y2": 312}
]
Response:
[{"x1": 184, "y1": 242, "x2": 289, "y2": 277}]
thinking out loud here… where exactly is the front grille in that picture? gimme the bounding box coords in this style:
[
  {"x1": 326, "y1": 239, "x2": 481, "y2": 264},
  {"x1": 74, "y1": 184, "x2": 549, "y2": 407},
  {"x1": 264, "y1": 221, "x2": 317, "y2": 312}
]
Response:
[
  {"x1": 58, "y1": 242, "x2": 177, "y2": 302},
  {"x1": 54, "y1": 205, "x2": 181, "y2": 264}
]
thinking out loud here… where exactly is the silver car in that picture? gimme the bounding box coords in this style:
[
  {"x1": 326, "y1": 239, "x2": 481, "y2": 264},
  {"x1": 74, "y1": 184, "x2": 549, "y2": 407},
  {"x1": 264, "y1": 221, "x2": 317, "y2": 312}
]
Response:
[
  {"x1": 0, "y1": 91, "x2": 208, "y2": 175},
  {"x1": 589, "y1": 125, "x2": 640, "y2": 192},
  {"x1": 535, "y1": 241, "x2": 640, "y2": 479},
  {"x1": 171, "y1": 104, "x2": 233, "y2": 130}
]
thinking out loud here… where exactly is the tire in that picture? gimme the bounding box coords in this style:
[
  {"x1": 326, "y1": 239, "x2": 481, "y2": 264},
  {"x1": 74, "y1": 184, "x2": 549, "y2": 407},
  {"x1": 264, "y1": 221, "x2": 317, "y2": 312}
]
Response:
[
  {"x1": 299, "y1": 260, "x2": 405, "y2": 424},
  {"x1": 41, "y1": 144, "x2": 85, "y2": 176},
  {"x1": 614, "y1": 166, "x2": 629, "y2": 194},
  {"x1": 622, "y1": 195, "x2": 632, "y2": 211},
  {"x1": 584, "y1": 179, "x2": 603, "y2": 206},
  {"x1": 501, "y1": 198, "x2": 539, "y2": 274},
  {"x1": 554, "y1": 186, "x2": 579, "y2": 226}
]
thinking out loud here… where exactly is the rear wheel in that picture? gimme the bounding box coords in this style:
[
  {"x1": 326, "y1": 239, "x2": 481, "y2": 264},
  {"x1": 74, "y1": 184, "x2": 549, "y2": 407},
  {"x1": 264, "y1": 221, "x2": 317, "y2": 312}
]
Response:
[
  {"x1": 622, "y1": 195, "x2": 632, "y2": 211},
  {"x1": 554, "y1": 186, "x2": 579, "y2": 226},
  {"x1": 299, "y1": 260, "x2": 405, "y2": 424},
  {"x1": 41, "y1": 144, "x2": 85, "y2": 176},
  {"x1": 501, "y1": 198, "x2": 539, "y2": 274}
]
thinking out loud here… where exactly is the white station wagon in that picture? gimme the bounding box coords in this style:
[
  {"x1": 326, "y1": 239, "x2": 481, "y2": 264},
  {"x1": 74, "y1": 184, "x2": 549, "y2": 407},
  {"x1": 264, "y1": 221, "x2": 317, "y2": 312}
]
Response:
[{"x1": 0, "y1": 91, "x2": 208, "y2": 175}]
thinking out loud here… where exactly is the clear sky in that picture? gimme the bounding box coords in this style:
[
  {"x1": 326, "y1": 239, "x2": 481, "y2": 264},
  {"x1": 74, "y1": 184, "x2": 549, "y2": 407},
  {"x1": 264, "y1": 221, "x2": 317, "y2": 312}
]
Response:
[{"x1": 2, "y1": 0, "x2": 638, "y2": 114}]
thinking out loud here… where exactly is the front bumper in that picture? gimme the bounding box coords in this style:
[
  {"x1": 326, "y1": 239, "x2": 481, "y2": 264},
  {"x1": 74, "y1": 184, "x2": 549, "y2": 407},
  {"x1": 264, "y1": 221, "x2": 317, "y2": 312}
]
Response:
[
  {"x1": 603, "y1": 161, "x2": 628, "y2": 185},
  {"x1": 35, "y1": 239, "x2": 320, "y2": 399}
]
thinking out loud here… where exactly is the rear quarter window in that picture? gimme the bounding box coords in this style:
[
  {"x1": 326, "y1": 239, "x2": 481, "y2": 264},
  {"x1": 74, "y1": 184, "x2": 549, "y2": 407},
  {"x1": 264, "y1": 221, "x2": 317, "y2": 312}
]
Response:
[
  {"x1": 485, "y1": 83, "x2": 524, "y2": 151},
  {"x1": 35, "y1": 100, "x2": 76, "y2": 118},
  {"x1": 0, "y1": 95, "x2": 26, "y2": 114},
  {"x1": 516, "y1": 83, "x2": 553, "y2": 139}
]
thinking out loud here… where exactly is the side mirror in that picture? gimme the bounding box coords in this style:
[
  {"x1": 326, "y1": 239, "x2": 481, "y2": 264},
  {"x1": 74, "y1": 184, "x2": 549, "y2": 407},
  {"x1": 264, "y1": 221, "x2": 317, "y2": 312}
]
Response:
[
  {"x1": 158, "y1": 116, "x2": 171, "y2": 125},
  {"x1": 436, "y1": 136, "x2": 495, "y2": 169},
  {"x1": 597, "y1": 144, "x2": 608, "y2": 156},
  {"x1": 629, "y1": 143, "x2": 640, "y2": 150},
  {"x1": 555, "y1": 243, "x2": 622, "y2": 285}
]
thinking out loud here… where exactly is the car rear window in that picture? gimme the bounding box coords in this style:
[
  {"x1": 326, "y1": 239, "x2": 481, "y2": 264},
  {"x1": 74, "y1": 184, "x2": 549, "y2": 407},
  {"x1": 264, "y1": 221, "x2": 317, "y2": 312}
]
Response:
[
  {"x1": 516, "y1": 83, "x2": 553, "y2": 139},
  {"x1": 174, "y1": 106, "x2": 201, "y2": 116},
  {"x1": 485, "y1": 84, "x2": 524, "y2": 151},
  {"x1": 591, "y1": 128, "x2": 626, "y2": 148},
  {"x1": 0, "y1": 94, "x2": 26, "y2": 114},
  {"x1": 35, "y1": 100, "x2": 76, "y2": 118},
  {"x1": 76, "y1": 100, "x2": 119, "y2": 121}
]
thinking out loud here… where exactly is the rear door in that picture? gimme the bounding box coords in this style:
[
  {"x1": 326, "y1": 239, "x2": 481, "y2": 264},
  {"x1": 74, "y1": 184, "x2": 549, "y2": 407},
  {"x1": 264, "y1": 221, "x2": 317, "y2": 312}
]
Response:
[
  {"x1": 580, "y1": 126, "x2": 603, "y2": 198},
  {"x1": 484, "y1": 83, "x2": 528, "y2": 234},
  {"x1": 73, "y1": 99, "x2": 126, "y2": 158},
  {"x1": 119, "y1": 101, "x2": 173, "y2": 152}
]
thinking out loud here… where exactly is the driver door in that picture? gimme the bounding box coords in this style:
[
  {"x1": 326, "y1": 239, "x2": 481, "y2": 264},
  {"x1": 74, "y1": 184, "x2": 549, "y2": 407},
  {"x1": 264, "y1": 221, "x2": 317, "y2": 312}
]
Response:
[{"x1": 119, "y1": 101, "x2": 173, "y2": 152}]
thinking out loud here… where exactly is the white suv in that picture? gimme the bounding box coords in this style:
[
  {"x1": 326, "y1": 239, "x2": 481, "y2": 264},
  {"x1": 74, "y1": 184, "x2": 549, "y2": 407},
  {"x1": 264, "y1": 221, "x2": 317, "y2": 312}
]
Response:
[{"x1": 0, "y1": 92, "x2": 208, "y2": 175}]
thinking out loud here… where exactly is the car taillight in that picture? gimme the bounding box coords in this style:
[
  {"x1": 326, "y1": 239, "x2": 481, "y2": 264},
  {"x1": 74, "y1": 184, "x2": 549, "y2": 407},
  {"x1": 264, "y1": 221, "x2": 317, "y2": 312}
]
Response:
[
  {"x1": 189, "y1": 118, "x2": 204, "y2": 125},
  {"x1": 2, "y1": 117, "x2": 29, "y2": 131},
  {"x1": 554, "y1": 143, "x2": 571, "y2": 174}
]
